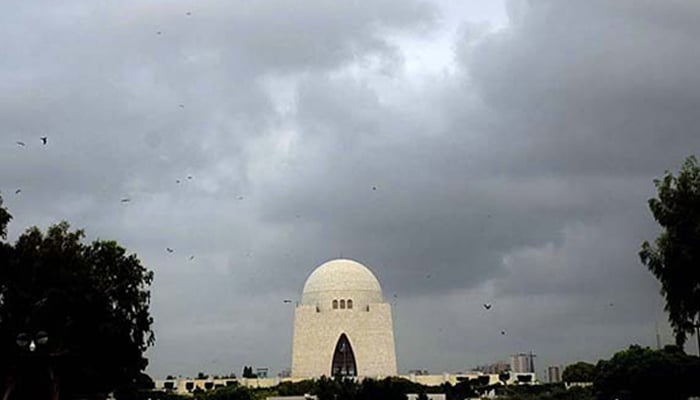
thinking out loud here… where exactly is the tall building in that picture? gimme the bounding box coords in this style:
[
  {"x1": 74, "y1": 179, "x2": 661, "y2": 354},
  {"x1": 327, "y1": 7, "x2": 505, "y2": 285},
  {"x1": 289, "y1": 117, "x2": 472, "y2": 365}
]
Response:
[
  {"x1": 547, "y1": 365, "x2": 561, "y2": 383},
  {"x1": 474, "y1": 361, "x2": 510, "y2": 374},
  {"x1": 509, "y1": 353, "x2": 535, "y2": 373},
  {"x1": 291, "y1": 259, "x2": 398, "y2": 378}
]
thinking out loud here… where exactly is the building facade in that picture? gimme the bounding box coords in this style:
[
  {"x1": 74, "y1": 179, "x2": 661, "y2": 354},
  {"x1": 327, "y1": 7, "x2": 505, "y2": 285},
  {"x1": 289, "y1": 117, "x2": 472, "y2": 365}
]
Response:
[
  {"x1": 510, "y1": 353, "x2": 536, "y2": 373},
  {"x1": 547, "y1": 365, "x2": 561, "y2": 383},
  {"x1": 291, "y1": 259, "x2": 398, "y2": 378}
]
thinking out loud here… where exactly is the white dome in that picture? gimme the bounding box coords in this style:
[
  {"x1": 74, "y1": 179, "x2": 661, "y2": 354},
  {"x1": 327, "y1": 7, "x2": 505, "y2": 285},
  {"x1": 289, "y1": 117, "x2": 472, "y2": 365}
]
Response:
[{"x1": 301, "y1": 259, "x2": 383, "y2": 310}]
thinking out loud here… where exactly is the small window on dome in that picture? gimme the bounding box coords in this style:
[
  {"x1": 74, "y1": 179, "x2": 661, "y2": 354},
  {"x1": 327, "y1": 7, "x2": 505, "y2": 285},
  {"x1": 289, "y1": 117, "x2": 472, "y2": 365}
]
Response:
[
  {"x1": 347, "y1": 299, "x2": 353, "y2": 309},
  {"x1": 332, "y1": 300, "x2": 338, "y2": 309},
  {"x1": 340, "y1": 299, "x2": 346, "y2": 309}
]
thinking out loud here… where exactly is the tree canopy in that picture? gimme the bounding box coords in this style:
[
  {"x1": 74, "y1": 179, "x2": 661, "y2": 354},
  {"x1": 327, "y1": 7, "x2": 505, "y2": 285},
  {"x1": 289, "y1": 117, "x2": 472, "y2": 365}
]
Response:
[
  {"x1": 562, "y1": 361, "x2": 595, "y2": 383},
  {"x1": 0, "y1": 196, "x2": 155, "y2": 398},
  {"x1": 593, "y1": 345, "x2": 700, "y2": 400},
  {"x1": 640, "y1": 155, "x2": 700, "y2": 347}
]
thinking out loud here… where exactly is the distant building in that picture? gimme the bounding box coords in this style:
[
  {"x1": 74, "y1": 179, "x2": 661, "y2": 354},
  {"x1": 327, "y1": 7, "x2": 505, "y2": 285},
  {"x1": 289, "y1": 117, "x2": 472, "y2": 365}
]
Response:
[
  {"x1": 154, "y1": 371, "x2": 538, "y2": 396},
  {"x1": 407, "y1": 394, "x2": 446, "y2": 400},
  {"x1": 408, "y1": 369, "x2": 430, "y2": 375},
  {"x1": 510, "y1": 353, "x2": 536, "y2": 373},
  {"x1": 474, "y1": 361, "x2": 510, "y2": 374},
  {"x1": 547, "y1": 365, "x2": 561, "y2": 383},
  {"x1": 256, "y1": 368, "x2": 269, "y2": 378}
]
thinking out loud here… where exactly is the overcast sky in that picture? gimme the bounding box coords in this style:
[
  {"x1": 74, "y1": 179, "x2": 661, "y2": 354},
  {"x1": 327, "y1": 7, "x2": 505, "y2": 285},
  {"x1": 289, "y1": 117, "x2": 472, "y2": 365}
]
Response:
[{"x1": 2, "y1": 0, "x2": 699, "y2": 379}]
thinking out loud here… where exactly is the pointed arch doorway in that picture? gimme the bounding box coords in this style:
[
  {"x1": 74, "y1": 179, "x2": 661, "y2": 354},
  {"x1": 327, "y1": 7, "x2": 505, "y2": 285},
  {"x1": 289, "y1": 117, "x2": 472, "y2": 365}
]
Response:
[{"x1": 331, "y1": 333, "x2": 357, "y2": 377}]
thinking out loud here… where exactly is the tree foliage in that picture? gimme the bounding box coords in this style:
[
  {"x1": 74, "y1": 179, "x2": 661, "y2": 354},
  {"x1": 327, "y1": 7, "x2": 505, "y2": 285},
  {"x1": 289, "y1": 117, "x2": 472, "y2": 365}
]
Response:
[
  {"x1": 593, "y1": 345, "x2": 700, "y2": 400},
  {"x1": 561, "y1": 361, "x2": 595, "y2": 383},
  {"x1": 0, "y1": 197, "x2": 155, "y2": 398},
  {"x1": 496, "y1": 383, "x2": 594, "y2": 400},
  {"x1": 242, "y1": 366, "x2": 257, "y2": 379},
  {"x1": 640, "y1": 155, "x2": 700, "y2": 346},
  {"x1": 0, "y1": 195, "x2": 10, "y2": 239}
]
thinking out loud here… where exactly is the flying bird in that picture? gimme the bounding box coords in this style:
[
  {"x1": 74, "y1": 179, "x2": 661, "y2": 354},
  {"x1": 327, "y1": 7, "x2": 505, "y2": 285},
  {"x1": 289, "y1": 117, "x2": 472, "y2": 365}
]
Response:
[
  {"x1": 187, "y1": 175, "x2": 192, "y2": 180},
  {"x1": 16, "y1": 141, "x2": 25, "y2": 146},
  {"x1": 156, "y1": 31, "x2": 162, "y2": 35},
  {"x1": 178, "y1": 104, "x2": 185, "y2": 108},
  {"x1": 186, "y1": 11, "x2": 191, "y2": 16},
  {"x1": 15, "y1": 189, "x2": 21, "y2": 194},
  {"x1": 283, "y1": 300, "x2": 292, "y2": 303},
  {"x1": 372, "y1": 186, "x2": 377, "y2": 191},
  {"x1": 426, "y1": 274, "x2": 431, "y2": 279},
  {"x1": 189, "y1": 255, "x2": 195, "y2": 260},
  {"x1": 120, "y1": 198, "x2": 131, "y2": 203},
  {"x1": 40, "y1": 136, "x2": 47, "y2": 145},
  {"x1": 176, "y1": 179, "x2": 181, "y2": 184},
  {"x1": 501, "y1": 330, "x2": 506, "y2": 335},
  {"x1": 483, "y1": 303, "x2": 492, "y2": 310},
  {"x1": 166, "y1": 247, "x2": 174, "y2": 253}
]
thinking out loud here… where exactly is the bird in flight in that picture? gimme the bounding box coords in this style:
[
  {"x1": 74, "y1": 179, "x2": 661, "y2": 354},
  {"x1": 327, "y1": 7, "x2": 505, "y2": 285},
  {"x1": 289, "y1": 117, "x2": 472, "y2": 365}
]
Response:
[
  {"x1": 501, "y1": 330, "x2": 506, "y2": 335},
  {"x1": 16, "y1": 141, "x2": 25, "y2": 146},
  {"x1": 166, "y1": 247, "x2": 174, "y2": 253},
  {"x1": 372, "y1": 186, "x2": 377, "y2": 191},
  {"x1": 40, "y1": 136, "x2": 47, "y2": 145},
  {"x1": 156, "y1": 31, "x2": 162, "y2": 35},
  {"x1": 178, "y1": 104, "x2": 185, "y2": 108},
  {"x1": 483, "y1": 303, "x2": 492, "y2": 310},
  {"x1": 120, "y1": 198, "x2": 131, "y2": 203},
  {"x1": 283, "y1": 300, "x2": 292, "y2": 303},
  {"x1": 15, "y1": 189, "x2": 21, "y2": 194},
  {"x1": 176, "y1": 179, "x2": 181, "y2": 184},
  {"x1": 189, "y1": 255, "x2": 195, "y2": 260},
  {"x1": 187, "y1": 175, "x2": 193, "y2": 180},
  {"x1": 186, "y1": 11, "x2": 191, "y2": 16}
]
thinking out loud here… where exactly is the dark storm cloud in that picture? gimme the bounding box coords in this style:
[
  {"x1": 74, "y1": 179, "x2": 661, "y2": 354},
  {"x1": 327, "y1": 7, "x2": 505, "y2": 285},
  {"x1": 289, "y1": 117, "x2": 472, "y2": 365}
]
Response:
[
  {"x1": 248, "y1": 0, "x2": 700, "y2": 372},
  {"x1": 1, "y1": 0, "x2": 698, "y2": 378}
]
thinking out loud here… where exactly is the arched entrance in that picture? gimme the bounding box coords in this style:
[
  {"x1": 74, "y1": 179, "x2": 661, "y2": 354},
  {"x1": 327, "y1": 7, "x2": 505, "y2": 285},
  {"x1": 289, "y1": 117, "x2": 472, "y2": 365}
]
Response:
[{"x1": 331, "y1": 333, "x2": 357, "y2": 377}]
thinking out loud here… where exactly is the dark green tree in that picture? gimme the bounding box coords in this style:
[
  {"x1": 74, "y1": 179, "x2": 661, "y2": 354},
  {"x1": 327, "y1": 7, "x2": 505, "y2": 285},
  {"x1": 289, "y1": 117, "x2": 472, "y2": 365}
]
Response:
[
  {"x1": 0, "y1": 195, "x2": 10, "y2": 239},
  {"x1": 593, "y1": 345, "x2": 700, "y2": 400},
  {"x1": 0, "y1": 197, "x2": 155, "y2": 399},
  {"x1": 561, "y1": 361, "x2": 595, "y2": 383},
  {"x1": 242, "y1": 366, "x2": 257, "y2": 379},
  {"x1": 640, "y1": 155, "x2": 700, "y2": 348}
]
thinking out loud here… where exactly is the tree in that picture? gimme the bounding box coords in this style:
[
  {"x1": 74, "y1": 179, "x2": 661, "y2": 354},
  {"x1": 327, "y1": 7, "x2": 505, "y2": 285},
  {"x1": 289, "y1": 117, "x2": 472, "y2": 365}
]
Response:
[
  {"x1": 241, "y1": 366, "x2": 257, "y2": 379},
  {"x1": 562, "y1": 361, "x2": 595, "y2": 383},
  {"x1": 0, "y1": 195, "x2": 10, "y2": 239},
  {"x1": 593, "y1": 345, "x2": 700, "y2": 400},
  {"x1": 640, "y1": 155, "x2": 700, "y2": 348},
  {"x1": 0, "y1": 197, "x2": 155, "y2": 399}
]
